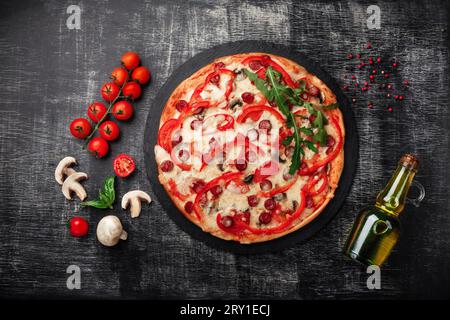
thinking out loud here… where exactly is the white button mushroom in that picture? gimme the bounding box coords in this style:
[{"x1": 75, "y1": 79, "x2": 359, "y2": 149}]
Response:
[
  {"x1": 96, "y1": 215, "x2": 128, "y2": 247},
  {"x1": 55, "y1": 156, "x2": 78, "y2": 185},
  {"x1": 121, "y1": 190, "x2": 151, "y2": 218},
  {"x1": 61, "y1": 172, "x2": 88, "y2": 201}
]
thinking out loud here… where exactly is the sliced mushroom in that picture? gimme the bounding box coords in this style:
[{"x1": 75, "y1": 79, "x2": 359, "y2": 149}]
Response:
[
  {"x1": 62, "y1": 172, "x2": 88, "y2": 201},
  {"x1": 55, "y1": 156, "x2": 78, "y2": 185},
  {"x1": 121, "y1": 190, "x2": 151, "y2": 218}
]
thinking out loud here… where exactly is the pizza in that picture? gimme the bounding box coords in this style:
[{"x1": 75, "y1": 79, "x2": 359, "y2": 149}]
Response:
[{"x1": 154, "y1": 53, "x2": 344, "y2": 244}]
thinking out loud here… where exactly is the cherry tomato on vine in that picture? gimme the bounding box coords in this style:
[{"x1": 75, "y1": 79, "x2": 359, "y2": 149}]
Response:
[
  {"x1": 131, "y1": 66, "x2": 151, "y2": 85},
  {"x1": 122, "y1": 82, "x2": 142, "y2": 100},
  {"x1": 69, "y1": 217, "x2": 89, "y2": 237},
  {"x1": 87, "y1": 102, "x2": 107, "y2": 123},
  {"x1": 121, "y1": 52, "x2": 140, "y2": 70},
  {"x1": 88, "y1": 137, "x2": 109, "y2": 158},
  {"x1": 101, "y1": 82, "x2": 120, "y2": 102},
  {"x1": 112, "y1": 100, "x2": 134, "y2": 121},
  {"x1": 113, "y1": 154, "x2": 136, "y2": 178},
  {"x1": 70, "y1": 118, "x2": 92, "y2": 139},
  {"x1": 99, "y1": 121, "x2": 120, "y2": 141},
  {"x1": 111, "y1": 67, "x2": 129, "y2": 86}
]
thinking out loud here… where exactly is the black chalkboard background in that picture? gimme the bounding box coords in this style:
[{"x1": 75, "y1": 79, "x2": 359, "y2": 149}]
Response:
[{"x1": 0, "y1": 0, "x2": 448, "y2": 299}]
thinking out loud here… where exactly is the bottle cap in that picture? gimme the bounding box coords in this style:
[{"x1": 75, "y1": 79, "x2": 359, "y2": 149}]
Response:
[{"x1": 399, "y1": 153, "x2": 419, "y2": 171}]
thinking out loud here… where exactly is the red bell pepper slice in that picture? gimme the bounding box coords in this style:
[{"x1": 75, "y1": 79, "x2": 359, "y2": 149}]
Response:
[
  {"x1": 217, "y1": 190, "x2": 306, "y2": 236},
  {"x1": 190, "y1": 68, "x2": 236, "y2": 104},
  {"x1": 158, "y1": 118, "x2": 182, "y2": 153},
  {"x1": 299, "y1": 115, "x2": 343, "y2": 175},
  {"x1": 241, "y1": 55, "x2": 298, "y2": 88},
  {"x1": 252, "y1": 160, "x2": 280, "y2": 183},
  {"x1": 168, "y1": 179, "x2": 190, "y2": 201},
  {"x1": 203, "y1": 113, "x2": 235, "y2": 132},
  {"x1": 258, "y1": 174, "x2": 299, "y2": 197},
  {"x1": 193, "y1": 171, "x2": 243, "y2": 220},
  {"x1": 303, "y1": 169, "x2": 327, "y2": 196},
  {"x1": 236, "y1": 104, "x2": 285, "y2": 124}
]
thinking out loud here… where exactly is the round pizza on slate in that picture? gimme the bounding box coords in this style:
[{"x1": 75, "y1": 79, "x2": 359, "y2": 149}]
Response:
[{"x1": 154, "y1": 53, "x2": 344, "y2": 244}]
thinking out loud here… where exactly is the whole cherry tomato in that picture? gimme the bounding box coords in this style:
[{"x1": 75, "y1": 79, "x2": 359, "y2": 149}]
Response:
[
  {"x1": 113, "y1": 154, "x2": 136, "y2": 178},
  {"x1": 112, "y1": 100, "x2": 134, "y2": 121},
  {"x1": 69, "y1": 217, "x2": 89, "y2": 237},
  {"x1": 111, "y1": 67, "x2": 129, "y2": 86},
  {"x1": 99, "y1": 121, "x2": 120, "y2": 141},
  {"x1": 70, "y1": 118, "x2": 92, "y2": 139},
  {"x1": 87, "y1": 102, "x2": 107, "y2": 123},
  {"x1": 131, "y1": 66, "x2": 151, "y2": 85},
  {"x1": 101, "y1": 82, "x2": 120, "y2": 102},
  {"x1": 121, "y1": 52, "x2": 140, "y2": 70},
  {"x1": 88, "y1": 137, "x2": 109, "y2": 158},
  {"x1": 122, "y1": 82, "x2": 142, "y2": 100}
]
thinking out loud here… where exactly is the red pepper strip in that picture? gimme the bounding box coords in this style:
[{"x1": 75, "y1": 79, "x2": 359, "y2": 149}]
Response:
[
  {"x1": 223, "y1": 133, "x2": 265, "y2": 158},
  {"x1": 202, "y1": 113, "x2": 235, "y2": 132},
  {"x1": 303, "y1": 169, "x2": 327, "y2": 196},
  {"x1": 299, "y1": 115, "x2": 343, "y2": 175},
  {"x1": 217, "y1": 114, "x2": 234, "y2": 130},
  {"x1": 168, "y1": 179, "x2": 190, "y2": 201},
  {"x1": 253, "y1": 160, "x2": 280, "y2": 183},
  {"x1": 236, "y1": 104, "x2": 285, "y2": 124},
  {"x1": 189, "y1": 68, "x2": 236, "y2": 104},
  {"x1": 258, "y1": 174, "x2": 298, "y2": 197},
  {"x1": 217, "y1": 190, "x2": 306, "y2": 236},
  {"x1": 193, "y1": 171, "x2": 243, "y2": 220},
  {"x1": 241, "y1": 56, "x2": 298, "y2": 88},
  {"x1": 158, "y1": 118, "x2": 182, "y2": 153},
  {"x1": 256, "y1": 67, "x2": 266, "y2": 80}
]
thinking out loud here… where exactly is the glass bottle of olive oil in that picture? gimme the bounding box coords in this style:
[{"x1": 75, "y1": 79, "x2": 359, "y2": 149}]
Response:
[{"x1": 343, "y1": 154, "x2": 421, "y2": 266}]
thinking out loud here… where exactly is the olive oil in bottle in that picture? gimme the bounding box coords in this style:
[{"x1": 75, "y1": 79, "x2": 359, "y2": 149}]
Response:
[{"x1": 343, "y1": 154, "x2": 422, "y2": 266}]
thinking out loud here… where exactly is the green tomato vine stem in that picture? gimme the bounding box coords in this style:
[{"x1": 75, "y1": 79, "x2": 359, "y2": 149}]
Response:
[{"x1": 83, "y1": 70, "x2": 131, "y2": 148}]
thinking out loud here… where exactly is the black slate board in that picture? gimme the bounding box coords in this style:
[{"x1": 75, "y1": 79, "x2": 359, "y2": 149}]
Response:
[{"x1": 144, "y1": 41, "x2": 359, "y2": 254}]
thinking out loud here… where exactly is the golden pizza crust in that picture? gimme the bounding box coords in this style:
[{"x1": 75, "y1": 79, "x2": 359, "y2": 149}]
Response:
[{"x1": 156, "y1": 53, "x2": 345, "y2": 244}]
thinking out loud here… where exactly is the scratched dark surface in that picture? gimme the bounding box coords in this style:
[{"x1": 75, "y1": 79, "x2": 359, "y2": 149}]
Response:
[{"x1": 0, "y1": 0, "x2": 449, "y2": 299}]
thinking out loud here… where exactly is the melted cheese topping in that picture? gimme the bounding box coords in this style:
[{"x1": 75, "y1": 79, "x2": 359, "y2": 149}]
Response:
[{"x1": 155, "y1": 55, "x2": 339, "y2": 237}]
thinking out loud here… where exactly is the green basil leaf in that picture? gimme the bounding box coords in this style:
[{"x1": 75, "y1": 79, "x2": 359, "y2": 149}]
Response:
[
  {"x1": 81, "y1": 199, "x2": 109, "y2": 209},
  {"x1": 81, "y1": 176, "x2": 116, "y2": 209}
]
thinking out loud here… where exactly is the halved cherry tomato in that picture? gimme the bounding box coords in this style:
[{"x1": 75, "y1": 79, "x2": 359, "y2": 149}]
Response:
[
  {"x1": 88, "y1": 137, "x2": 109, "y2": 158},
  {"x1": 112, "y1": 100, "x2": 134, "y2": 121},
  {"x1": 99, "y1": 121, "x2": 120, "y2": 141},
  {"x1": 87, "y1": 102, "x2": 107, "y2": 123},
  {"x1": 111, "y1": 67, "x2": 129, "y2": 86},
  {"x1": 101, "y1": 82, "x2": 120, "y2": 102},
  {"x1": 113, "y1": 154, "x2": 135, "y2": 178},
  {"x1": 131, "y1": 66, "x2": 151, "y2": 85},
  {"x1": 70, "y1": 118, "x2": 92, "y2": 139},
  {"x1": 122, "y1": 82, "x2": 142, "y2": 100},
  {"x1": 121, "y1": 52, "x2": 140, "y2": 70},
  {"x1": 69, "y1": 217, "x2": 89, "y2": 237}
]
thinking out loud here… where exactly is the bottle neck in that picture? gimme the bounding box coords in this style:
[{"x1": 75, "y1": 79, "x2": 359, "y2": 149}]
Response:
[{"x1": 375, "y1": 164, "x2": 416, "y2": 215}]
